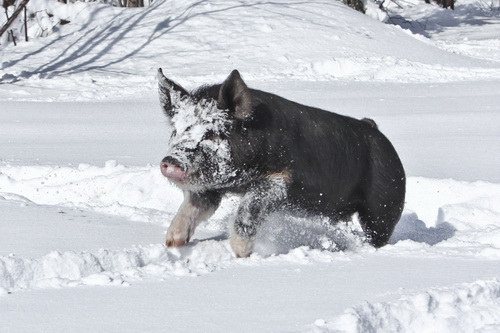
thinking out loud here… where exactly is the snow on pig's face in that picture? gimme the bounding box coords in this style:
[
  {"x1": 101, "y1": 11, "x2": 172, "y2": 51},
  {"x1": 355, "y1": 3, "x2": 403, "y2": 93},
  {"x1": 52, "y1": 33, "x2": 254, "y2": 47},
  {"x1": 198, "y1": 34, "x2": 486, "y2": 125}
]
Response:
[{"x1": 157, "y1": 69, "x2": 237, "y2": 191}]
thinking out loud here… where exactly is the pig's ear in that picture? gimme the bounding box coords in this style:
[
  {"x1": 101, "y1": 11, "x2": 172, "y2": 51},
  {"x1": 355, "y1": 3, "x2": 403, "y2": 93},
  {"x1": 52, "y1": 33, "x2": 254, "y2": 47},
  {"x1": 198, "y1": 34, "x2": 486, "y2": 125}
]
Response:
[
  {"x1": 218, "y1": 70, "x2": 253, "y2": 120},
  {"x1": 157, "y1": 68, "x2": 189, "y2": 117}
]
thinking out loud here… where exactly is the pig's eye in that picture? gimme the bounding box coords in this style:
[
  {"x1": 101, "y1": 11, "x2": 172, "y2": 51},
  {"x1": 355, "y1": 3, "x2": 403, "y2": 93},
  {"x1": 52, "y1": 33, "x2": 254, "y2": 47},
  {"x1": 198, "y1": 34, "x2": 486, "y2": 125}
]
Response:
[{"x1": 203, "y1": 130, "x2": 219, "y2": 141}]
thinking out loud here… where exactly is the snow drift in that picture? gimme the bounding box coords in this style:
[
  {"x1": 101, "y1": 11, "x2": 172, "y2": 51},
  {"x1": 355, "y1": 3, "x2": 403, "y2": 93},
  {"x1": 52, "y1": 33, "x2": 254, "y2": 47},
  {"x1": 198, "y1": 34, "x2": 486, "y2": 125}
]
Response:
[
  {"x1": 2, "y1": 0, "x2": 500, "y2": 102},
  {"x1": 312, "y1": 278, "x2": 500, "y2": 333},
  {"x1": 1, "y1": 162, "x2": 499, "y2": 295}
]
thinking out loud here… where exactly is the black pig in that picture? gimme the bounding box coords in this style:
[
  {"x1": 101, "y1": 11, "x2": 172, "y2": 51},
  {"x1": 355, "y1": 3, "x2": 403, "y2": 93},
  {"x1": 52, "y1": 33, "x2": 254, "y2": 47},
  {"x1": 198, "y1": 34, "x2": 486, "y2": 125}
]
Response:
[{"x1": 158, "y1": 68, "x2": 405, "y2": 257}]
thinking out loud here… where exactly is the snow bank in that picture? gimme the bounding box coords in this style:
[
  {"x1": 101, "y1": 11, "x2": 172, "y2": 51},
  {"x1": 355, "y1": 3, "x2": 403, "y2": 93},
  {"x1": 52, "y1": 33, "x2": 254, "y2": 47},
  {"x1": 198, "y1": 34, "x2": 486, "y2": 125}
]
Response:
[
  {"x1": 0, "y1": 229, "x2": 349, "y2": 294},
  {"x1": 3, "y1": 162, "x2": 499, "y2": 228},
  {"x1": 2, "y1": 162, "x2": 499, "y2": 252},
  {"x1": 1, "y1": 161, "x2": 499, "y2": 295},
  {"x1": 0, "y1": 161, "x2": 354, "y2": 293},
  {"x1": 386, "y1": 0, "x2": 500, "y2": 63},
  {"x1": 385, "y1": 177, "x2": 500, "y2": 259},
  {"x1": 311, "y1": 278, "x2": 500, "y2": 333},
  {"x1": 2, "y1": 0, "x2": 500, "y2": 102},
  {"x1": 0, "y1": 161, "x2": 179, "y2": 224},
  {"x1": 0, "y1": 241, "x2": 229, "y2": 294}
]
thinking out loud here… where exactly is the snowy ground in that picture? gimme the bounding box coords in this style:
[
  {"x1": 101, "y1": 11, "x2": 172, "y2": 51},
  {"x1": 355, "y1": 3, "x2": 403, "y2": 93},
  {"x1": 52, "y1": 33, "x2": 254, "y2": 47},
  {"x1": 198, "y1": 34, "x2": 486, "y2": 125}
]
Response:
[{"x1": 1, "y1": 0, "x2": 500, "y2": 332}]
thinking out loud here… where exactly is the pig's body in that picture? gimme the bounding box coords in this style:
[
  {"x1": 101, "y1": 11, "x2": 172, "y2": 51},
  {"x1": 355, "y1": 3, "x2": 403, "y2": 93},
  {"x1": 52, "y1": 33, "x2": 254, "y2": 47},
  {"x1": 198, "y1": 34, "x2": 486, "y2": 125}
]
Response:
[{"x1": 158, "y1": 69, "x2": 405, "y2": 257}]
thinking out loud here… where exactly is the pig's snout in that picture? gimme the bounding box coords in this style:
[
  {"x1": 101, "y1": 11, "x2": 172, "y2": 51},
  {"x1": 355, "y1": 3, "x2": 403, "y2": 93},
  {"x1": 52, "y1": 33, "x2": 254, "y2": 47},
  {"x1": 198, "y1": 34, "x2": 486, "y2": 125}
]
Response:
[{"x1": 161, "y1": 156, "x2": 187, "y2": 181}]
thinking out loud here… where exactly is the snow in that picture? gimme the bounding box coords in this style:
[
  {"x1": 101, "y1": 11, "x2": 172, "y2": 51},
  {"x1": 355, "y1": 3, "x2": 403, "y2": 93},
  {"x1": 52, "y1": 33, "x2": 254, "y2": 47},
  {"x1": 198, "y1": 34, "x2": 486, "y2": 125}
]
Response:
[
  {"x1": 312, "y1": 278, "x2": 500, "y2": 333},
  {"x1": 1, "y1": 0, "x2": 500, "y2": 331}
]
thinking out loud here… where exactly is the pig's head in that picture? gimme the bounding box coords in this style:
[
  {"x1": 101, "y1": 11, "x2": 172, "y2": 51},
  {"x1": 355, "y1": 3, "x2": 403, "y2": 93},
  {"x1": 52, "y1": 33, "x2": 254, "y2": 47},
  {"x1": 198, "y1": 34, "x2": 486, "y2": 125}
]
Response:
[{"x1": 157, "y1": 68, "x2": 253, "y2": 192}]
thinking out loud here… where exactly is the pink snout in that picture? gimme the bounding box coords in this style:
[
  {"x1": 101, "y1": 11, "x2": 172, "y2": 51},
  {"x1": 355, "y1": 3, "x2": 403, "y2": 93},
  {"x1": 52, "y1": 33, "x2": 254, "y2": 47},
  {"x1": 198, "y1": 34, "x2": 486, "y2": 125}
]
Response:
[{"x1": 160, "y1": 157, "x2": 187, "y2": 181}]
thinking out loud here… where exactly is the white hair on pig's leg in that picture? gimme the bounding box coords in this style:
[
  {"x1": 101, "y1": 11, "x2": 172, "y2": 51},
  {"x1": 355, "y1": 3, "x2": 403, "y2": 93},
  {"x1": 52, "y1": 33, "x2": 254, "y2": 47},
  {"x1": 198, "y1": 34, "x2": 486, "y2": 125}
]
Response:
[{"x1": 166, "y1": 191, "x2": 221, "y2": 247}]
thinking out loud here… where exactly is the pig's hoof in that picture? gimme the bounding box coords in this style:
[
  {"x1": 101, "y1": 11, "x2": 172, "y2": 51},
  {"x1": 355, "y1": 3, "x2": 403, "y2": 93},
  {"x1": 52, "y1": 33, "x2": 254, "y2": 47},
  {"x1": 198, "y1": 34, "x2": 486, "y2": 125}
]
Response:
[
  {"x1": 166, "y1": 236, "x2": 189, "y2": 247},
  {"x1": 230, "y1": 234, "x2": 254, "y2": 258}
]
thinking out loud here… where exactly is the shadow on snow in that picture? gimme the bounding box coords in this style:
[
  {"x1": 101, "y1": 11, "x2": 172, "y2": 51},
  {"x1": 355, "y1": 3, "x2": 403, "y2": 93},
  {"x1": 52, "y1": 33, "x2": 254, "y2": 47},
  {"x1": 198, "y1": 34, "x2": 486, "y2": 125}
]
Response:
[
  {"x1": 0, "y1": 1, "x2": 325, "y2": 84},
  {"x1": 389, "y1": 212, "x2": 456, "y2": 246}
]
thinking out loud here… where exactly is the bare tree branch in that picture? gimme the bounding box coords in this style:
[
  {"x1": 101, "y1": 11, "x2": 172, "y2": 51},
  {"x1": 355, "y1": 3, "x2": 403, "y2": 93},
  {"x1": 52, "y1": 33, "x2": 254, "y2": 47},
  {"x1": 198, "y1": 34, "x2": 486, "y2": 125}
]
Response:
[{"x1": 0, "y1": 0, "x2": 30, "y2": 39}]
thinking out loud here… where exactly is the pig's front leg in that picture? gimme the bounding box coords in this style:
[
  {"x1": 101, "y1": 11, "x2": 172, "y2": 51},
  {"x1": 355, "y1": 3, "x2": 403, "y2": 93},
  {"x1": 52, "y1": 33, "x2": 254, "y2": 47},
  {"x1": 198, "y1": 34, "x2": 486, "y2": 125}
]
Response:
[
  {"x1": 166, "y1": 191, "x2": 222, "y2": 247},
  {"x1": 231, "y1": 174, "x2": 289, "y2": 257}
]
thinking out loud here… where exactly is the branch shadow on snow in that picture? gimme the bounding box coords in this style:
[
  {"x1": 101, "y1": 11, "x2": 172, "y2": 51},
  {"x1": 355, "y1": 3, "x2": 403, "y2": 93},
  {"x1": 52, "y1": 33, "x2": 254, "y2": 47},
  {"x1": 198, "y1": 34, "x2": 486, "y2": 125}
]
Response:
[
  {"x1": 389, "y1": 212, "x2": 456, "y2": 246},
  {"x1": 0, "y1": 0, "x2": 202, "y2": 82},
  {"x1": 1, "y1": 1, "x2": 169, "y2": 83},
  {"x1": 0, "y1": 1, "x2": 319, "y2": 83},
  {"x1": 387, "y1": 3, "x2": 497, "y2": 37}
]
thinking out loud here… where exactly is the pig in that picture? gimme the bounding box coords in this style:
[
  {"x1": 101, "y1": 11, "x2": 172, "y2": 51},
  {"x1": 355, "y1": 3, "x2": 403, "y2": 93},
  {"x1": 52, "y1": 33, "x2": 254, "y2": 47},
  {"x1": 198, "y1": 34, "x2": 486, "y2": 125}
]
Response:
[{"x1": 157, "y1": 68, "x2": 405, "y2": 257}]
